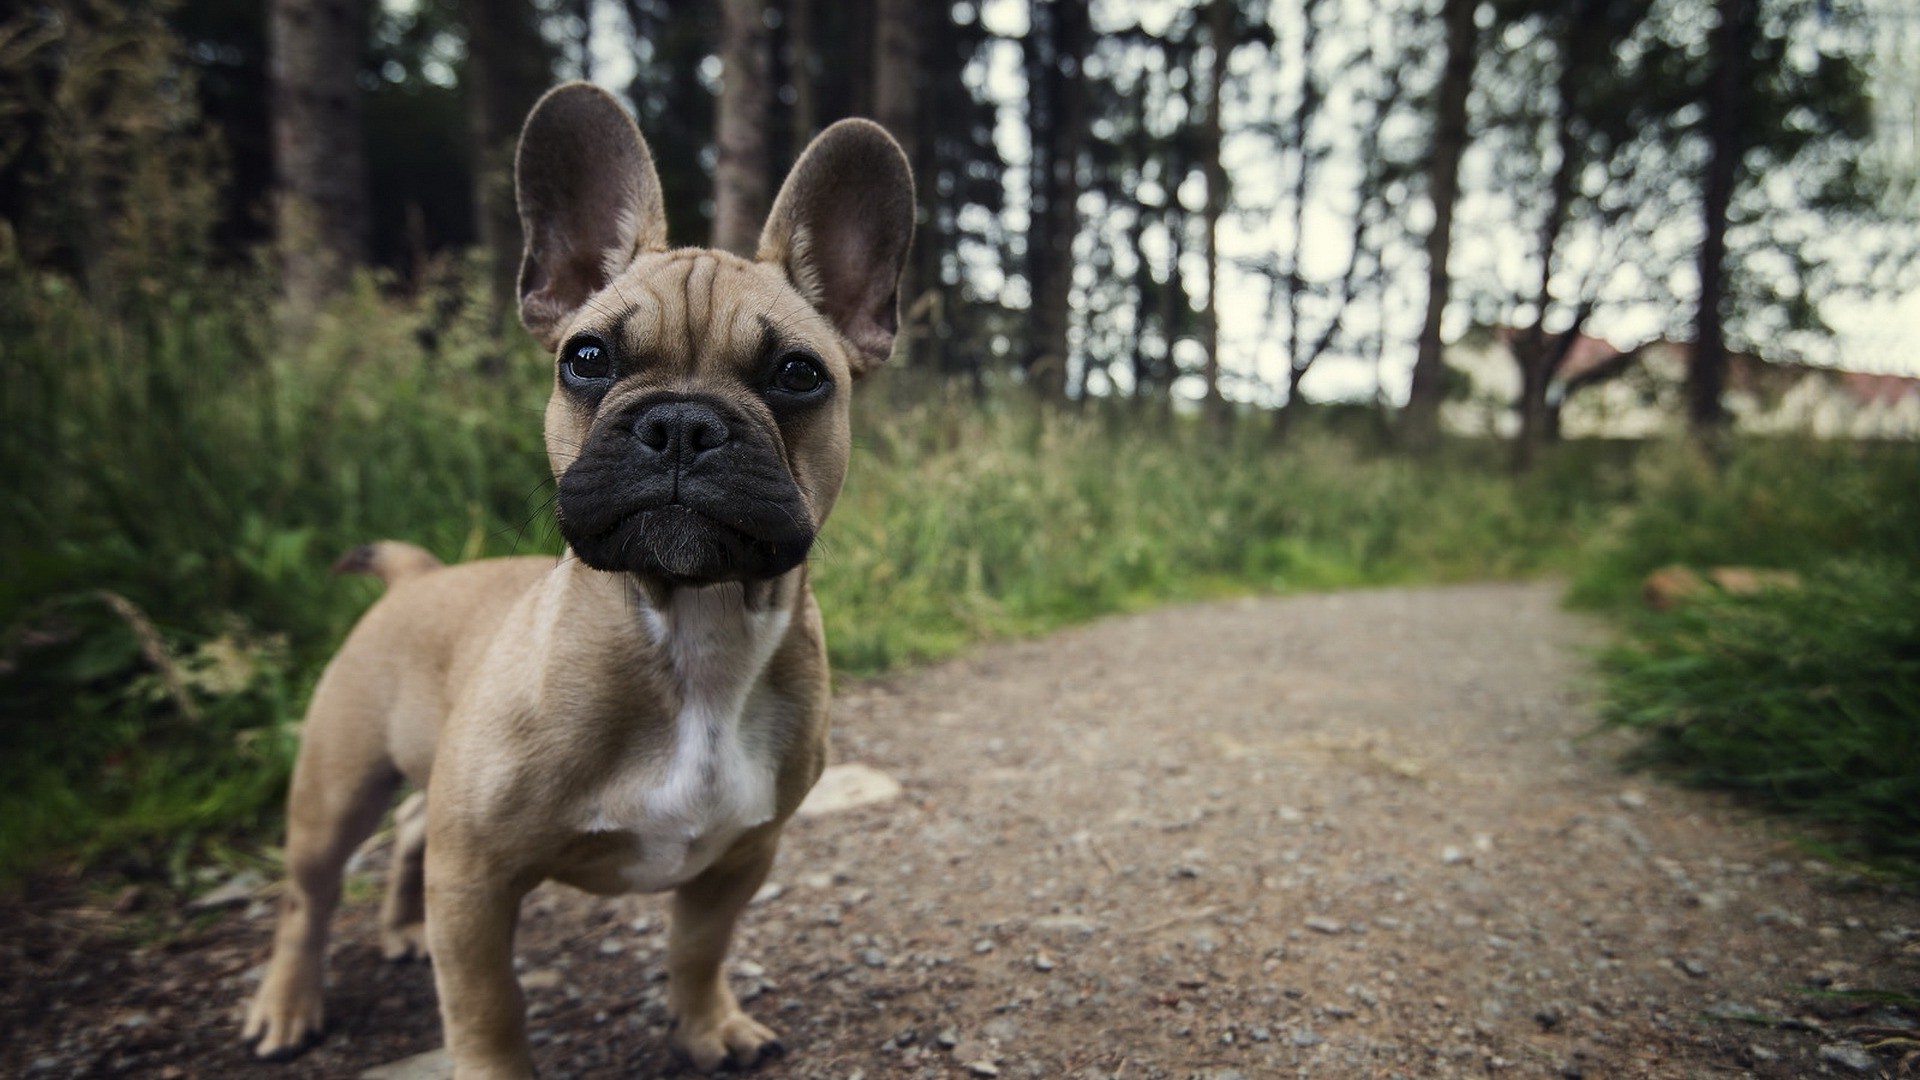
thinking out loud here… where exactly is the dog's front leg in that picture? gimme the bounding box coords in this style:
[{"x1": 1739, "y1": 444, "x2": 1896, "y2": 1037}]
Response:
[
  {"x1": 667, "y1": 837, "x2": 782, "y2": 1071},
  {"x1": 425, "y1": 843, "x2": 537, "y2": 1080}
]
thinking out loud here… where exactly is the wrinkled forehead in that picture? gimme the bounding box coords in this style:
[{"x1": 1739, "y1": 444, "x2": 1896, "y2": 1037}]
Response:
[{"x1": 568, "y1": 249, "x2": 841, "y2": 373}]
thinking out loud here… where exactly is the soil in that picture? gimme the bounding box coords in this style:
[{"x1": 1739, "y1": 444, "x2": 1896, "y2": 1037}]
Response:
[{"x1": 4, "y1": 582, "x2": 1917, "y2": 1079}]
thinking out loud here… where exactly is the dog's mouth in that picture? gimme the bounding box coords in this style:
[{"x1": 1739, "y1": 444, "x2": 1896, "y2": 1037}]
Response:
[
  {"x1": 569, "y1": 507, "x2": 813, "y2": 583},
  {"x1": 561, "y1": 498, "x2": 815, "y2": 584}
]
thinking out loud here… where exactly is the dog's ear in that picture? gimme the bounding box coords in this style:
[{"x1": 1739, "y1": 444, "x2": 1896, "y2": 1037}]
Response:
[
  {"x1": 515, "y1": 83, "x2": 668, "y2": 350},
  {"x1": 758, "y1": 119, "x2": 915, "y2": 378}
]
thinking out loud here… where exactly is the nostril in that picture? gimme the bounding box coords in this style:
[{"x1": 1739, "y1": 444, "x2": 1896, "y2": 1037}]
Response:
[
  {"x1": 632, "y1": 401, "x2": 731, "y2": 458},
  {"x1": 635, "y1": 413, "x2": 672, "y2": 452},
  {"x1": 688, "y1": 416, "x2": 729, "y2": 453}
]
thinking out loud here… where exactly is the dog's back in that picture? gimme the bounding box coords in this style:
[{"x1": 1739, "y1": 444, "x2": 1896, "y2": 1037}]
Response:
[{"x1": 310, "y1": 552, "x2": 555, "y2": 785}]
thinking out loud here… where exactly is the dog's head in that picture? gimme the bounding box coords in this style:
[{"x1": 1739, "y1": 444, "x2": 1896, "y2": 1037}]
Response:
[{"x1": 513, "y1": 83, "x2": 913, "y2": 586}]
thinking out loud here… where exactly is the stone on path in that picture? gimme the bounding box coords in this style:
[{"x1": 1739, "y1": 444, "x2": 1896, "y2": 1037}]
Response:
[
  {"x1": 796, "y1": 763, "x2": 902, "y2": 817},
  {"x1": 360, "y1": 1047, "x2": 452, "y2": 1080}
]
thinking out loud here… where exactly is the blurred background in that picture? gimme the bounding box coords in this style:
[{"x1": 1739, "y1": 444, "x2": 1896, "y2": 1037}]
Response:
[{"x1": 0, "y1": 0, "x2": 1916, "y2": 885}]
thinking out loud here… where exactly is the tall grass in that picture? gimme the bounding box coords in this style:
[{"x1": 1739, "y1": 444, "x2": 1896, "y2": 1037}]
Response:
[
  {"x1": 1573, "y1": 438, "x2": 1920, "y2": 871},
  {"x1": 0, "y1": 259, "x2": 559, "y2": 880},
  {"x1": 0, "y1": 262, "x2": 1629, "y2": 882},
  {"x1": 1596, "y1": 565, "x2": 1920, "y2": 864},
  {"x1": 7, "y1": 256, "x2": 1916, "y2": 884}
]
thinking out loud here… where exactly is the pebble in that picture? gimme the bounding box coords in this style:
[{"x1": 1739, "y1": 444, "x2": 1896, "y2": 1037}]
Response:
[
  {"x1": 186, "y1": 870, "x2": 265, "y2": 912},
  {"x1": 359, "y1": 1048, "x2": 453, "y2": 1080},
  {"x1": 1817, "y1": 1043, "x2": 1878, "y2": 1072},
  {"x1": 1304, "y1": 916, "x2": 1344, "y2": 935},
  {"x1": 520, "y1": 968, "x2": 563, "y2": 991}
]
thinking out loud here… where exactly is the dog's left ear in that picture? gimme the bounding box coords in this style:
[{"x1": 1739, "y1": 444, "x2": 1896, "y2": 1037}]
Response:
[{"x1": 758, "y1": 120, "x2": 915, "y2": 378}]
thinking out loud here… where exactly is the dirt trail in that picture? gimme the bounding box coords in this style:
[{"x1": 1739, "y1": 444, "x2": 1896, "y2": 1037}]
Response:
[{"x1": 6, "y1": 583, "x2": 1918, "y2": 1079}]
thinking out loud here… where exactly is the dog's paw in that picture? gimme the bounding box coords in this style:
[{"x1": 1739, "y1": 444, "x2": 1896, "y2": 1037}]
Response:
[
  {"x1": 671, "y1": 1010, "x2": 783, "y2": 1072},
  {"x1": 380, "y1": 920, "x2": 430, "y2": 962},
  {"x1": 242, "y1": 984, "x2": 325, "y2": 1060}
]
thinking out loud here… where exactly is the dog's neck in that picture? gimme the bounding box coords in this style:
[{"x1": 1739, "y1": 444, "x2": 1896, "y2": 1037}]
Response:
[
  {"x1": 569, "y1": 566, "x2": 802, "y2": 844},
  {"x1": 626, "y1": 574, "x2": 799, "y2": 701}
]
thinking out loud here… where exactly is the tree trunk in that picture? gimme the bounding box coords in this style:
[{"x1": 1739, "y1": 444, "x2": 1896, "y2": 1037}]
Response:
[
  {"x1": 1200, "y1": 0, "x2": 1231, "y2": 432},
  {"x1": 1401, "y1": 0, "x2": 1479, "y2": 448},
  {"x1": 268, "y1": 0, "x2": 368, "y2": 309},
  {"x1": 462, "y1": 0, "x2": 551, "y2": 329},
  {"x1": 871, "y1": 0, "x2": 921, "y2": 365},
  {"x1": 1022, "y1": 0, "x2": 1088, "y2": 404},
  {"x1": 1513, "y1": 13, "x2": 1585, "y2": 471},
  {"x1": 1691, "y1": 0, "x2": 1749, "y2": 436},
  {"x1": 787, "y1": 0, "x2": 817, "y2": 148},
  {"x1": 713, "y1": 0, "x2": 773, "y2": 256}
]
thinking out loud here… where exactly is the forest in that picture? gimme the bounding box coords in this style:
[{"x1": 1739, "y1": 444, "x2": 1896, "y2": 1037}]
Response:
[{"x1": 0, "y1": 0, "x2": 1917, "y2": 882}]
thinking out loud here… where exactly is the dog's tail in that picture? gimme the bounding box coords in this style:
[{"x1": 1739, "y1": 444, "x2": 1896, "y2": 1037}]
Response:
[{"x1": 332, "y1": 541, "x2": 444, "y2": 588}]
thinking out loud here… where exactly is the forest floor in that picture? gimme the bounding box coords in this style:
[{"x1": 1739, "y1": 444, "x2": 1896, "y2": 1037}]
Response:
[{"x1": 4, "y1": 582, "x2": 1918, "y2": 1079}]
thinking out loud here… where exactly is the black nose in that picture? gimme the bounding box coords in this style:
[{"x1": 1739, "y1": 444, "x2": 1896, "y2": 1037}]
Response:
[{"x1": 633, "y1": 400, "x2": 731, "y2": 461}]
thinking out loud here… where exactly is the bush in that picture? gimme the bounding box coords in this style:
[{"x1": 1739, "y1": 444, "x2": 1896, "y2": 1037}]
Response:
[{"x1": 1597, "y1": 563, "x2": 1920, "y2": 865}]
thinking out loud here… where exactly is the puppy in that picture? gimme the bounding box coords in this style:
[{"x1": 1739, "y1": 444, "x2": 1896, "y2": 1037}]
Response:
[{"x1": 241, "y1": 82, "x2": 913, "y2": 1077}]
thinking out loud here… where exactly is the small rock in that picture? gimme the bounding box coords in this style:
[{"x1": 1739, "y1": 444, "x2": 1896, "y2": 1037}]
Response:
[
  {"x1": 360, "y1": 1047, "x2": 453, "y2": 1080},
  {"x1": 751, "y1": 882, "x2": 784, "y2": 904},
  {"x1": 796, "y1": 763, "x2": 902, "y2": 817},
  {"x1": 597, "y1": 939, "x2": 623, "y2": 956},
  {"x1": 860, "y1": 948, "x2": 887, "y2": 969},
  {"x1": 1032, "y1": 952, "x2": 1056, "y2": 972},
  {"x1": 974, "y1": 939, "x2": 995, "y2": 954},
  {"x1": 1441, "y1": 846, "x2": 1469, "y2": 866},
  {"x1": 1291, "y1": 1027, "x2": 1324, "y2": 1047},
  {"x1": 1677, "y1": 958, "x2": 1709, "y2": 978},
  {"x1": 1817, "y1": 1043, "x2": 1877, "y2": 1072},
  {"x1": 187, "y1": 870, "x2": 265, "y2": 912},
  {"x1": 964, "y1": 1063, "x2": 1000, "y2": 1078},
  {"x1": 520, "y1": 968, "x2": 563, "y2": 992},
  {"x1": 1616, "y1": 790, "x2": 1648, "y2": 811},
  {"x1": 936, "y1": 1028, "x2": 960, "y2": 1049},
  {"x1": 1304, "y1": 916, "x2": 1344, "y2": 935}
]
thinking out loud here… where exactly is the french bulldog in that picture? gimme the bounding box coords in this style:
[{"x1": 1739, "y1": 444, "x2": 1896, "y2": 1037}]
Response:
[{"x1": 241, "y1": 81, "x2": 914, "y2": 1077}]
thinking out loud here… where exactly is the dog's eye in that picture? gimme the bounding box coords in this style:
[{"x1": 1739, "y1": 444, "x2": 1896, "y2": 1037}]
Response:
[
  {"x1": 562, "y1": 337, "x2": 612, "y2": 382},
  {"x1": 771, "y1": 354, "x2": 826, "y2": 395}
]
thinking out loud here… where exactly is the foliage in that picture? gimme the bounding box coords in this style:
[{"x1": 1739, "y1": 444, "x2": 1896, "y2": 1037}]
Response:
[
  {"x1": 1573, "y1": 437, "x2": 1920, "y2": 871},
  {"x1": 1567, "y1": 437, "x2": 1920, "y2": 609},
  {"x1": 0, "y1": 261, "x2": 1636, "y2": 883},
  {"x1": 1596, "y1": 564, "x2": 1920, "y2": 867},
  {"x1": 0, "y1": 255, "x2": 555, "y2": 882}
]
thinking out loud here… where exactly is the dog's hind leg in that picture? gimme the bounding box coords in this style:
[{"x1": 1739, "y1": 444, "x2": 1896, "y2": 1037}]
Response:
[
  {"x1": 379, "y1": 791, "x2": 430, "y2": 961},
  {"x1": 243, "y1": 694, "x2": 401, "y2": 1060},
  {"x1": 666, "y1": 836, "x2": 783, "y2": 1071}
]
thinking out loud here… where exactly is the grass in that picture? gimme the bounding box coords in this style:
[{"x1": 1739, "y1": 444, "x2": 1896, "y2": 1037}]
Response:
[
  {"x1": 0, "y1": 259, "x2": 1630, "y2": 884},
  {"x1": 1591, "y1": 563, "x2": 1920, "y2": 868},
  {"x1": 1571, "y1": 438, "x2": 1920, "y2": 873},
  {"x1": 3, "y1": 251, "x2": 1917, "y2": 885}
]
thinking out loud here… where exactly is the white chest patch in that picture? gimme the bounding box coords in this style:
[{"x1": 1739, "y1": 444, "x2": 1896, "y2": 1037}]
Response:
[{"x1": 584, "y1": 587, "x2": 790, "y2": 892}]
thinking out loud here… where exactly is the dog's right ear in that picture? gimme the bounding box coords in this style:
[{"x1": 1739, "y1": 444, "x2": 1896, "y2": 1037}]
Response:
[{"x1": 515, "y1": 83, "x2": 668, "y2": 350}]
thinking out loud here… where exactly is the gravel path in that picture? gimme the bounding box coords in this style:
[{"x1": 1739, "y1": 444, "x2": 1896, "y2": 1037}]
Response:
[{"x1": 5, "y1": 582, "x2": 1917, "y2": 1078}]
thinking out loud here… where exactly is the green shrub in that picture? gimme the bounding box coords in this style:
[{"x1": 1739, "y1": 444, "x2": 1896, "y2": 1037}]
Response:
[{"x1": 1597, "y1": 563, "x2": 1920, "y2": 865}]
